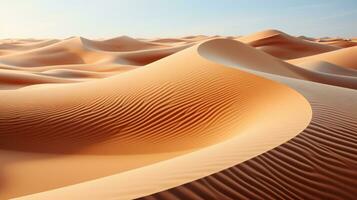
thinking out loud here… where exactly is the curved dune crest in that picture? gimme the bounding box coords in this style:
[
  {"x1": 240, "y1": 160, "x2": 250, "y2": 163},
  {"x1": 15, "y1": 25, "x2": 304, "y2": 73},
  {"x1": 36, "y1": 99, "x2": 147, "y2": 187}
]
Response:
[
  {"x1": 1, "y1": 39, "x2": 311, "y2": 199},
  {"x1": 198, "y1": 38, "x2": 302, "y2": 78}
]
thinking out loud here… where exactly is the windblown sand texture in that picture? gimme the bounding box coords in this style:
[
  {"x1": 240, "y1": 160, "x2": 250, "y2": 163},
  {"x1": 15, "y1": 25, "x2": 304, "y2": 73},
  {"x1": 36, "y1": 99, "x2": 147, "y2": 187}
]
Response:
[{"x1": 0, "y1": 30, "x2": 356, "y2": 200}]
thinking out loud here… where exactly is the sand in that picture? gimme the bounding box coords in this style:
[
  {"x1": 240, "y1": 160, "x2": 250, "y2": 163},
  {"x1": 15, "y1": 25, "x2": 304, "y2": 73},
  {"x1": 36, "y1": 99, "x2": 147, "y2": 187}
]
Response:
[
  {"x1": 288, "y1": 46, "x2": 357, "y2": 70},
  {"x1": 0, "y1": 30, "x2": 356, "y2": 200},
  {"x1": 236, "y1": 29, "x2": 339, "y2": 59}
]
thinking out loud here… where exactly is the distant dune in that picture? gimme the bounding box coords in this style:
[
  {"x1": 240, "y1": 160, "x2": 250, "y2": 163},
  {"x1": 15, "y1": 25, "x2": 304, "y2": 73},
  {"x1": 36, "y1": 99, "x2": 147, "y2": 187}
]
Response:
[
  {"x1": 237, "y1": 29, "x2": 339, "y2": 59},
  {"x1": 289, "y1": 46, "x2": 357, "y2": 70},
  {"x1": 0, "y1": 30, "x2": 356, "y2": 200},
  {"x1": 317, "y1": 38, "x2": 357, "y2": 48},
  {"x1": 81, "y1": 36, "x2": 168, "y2": 52}
]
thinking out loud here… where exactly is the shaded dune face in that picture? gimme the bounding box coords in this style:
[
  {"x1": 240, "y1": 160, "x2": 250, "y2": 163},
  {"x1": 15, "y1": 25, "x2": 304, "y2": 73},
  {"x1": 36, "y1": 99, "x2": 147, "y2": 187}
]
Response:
[
  {"x1": 198, "y1": 38, "x2": 302, "y2": 78},
  {"x1": 199, "y1": 39, "x2": 357, "y2": 90},
  {"x1": 0, "y1": 40, "x2": 310, "y2": 155}
]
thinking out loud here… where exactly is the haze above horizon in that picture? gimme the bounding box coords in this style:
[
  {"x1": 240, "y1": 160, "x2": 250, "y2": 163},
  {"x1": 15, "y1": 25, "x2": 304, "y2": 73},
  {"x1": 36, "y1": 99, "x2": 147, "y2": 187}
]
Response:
[{"x1": 1, "y1": 0, "x2": 357, "y2": 39}]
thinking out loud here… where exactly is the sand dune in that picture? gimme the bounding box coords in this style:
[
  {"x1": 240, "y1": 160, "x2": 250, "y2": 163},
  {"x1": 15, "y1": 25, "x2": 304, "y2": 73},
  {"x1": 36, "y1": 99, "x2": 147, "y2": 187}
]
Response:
[
  {"x1": 0, "y1": 36, "x2": 196, "y2": 89},
  {"x1": 0, "y1": 69, "x2": 80, "y2": 89},
  {"x1": 81, "y1": 36, "x2": 168, "y2": 52},
  {"x1": 40, "y1": 69, "x2": 114, "y2": 79},
  {"x1": 181, "y1": 35, "x2": 210, "y2": 41},
  {"x1": 0, "y1": 39, "x2": 310, "y2": 154},
  {"x1": 141, "y1": 77, "x2": 357, "y2": 200},
  {"x1": 237, "y1": 29, "x2": 339, "y2": 59},
  {"x1": 148, "y1": 38, "x2": 191, "y2": 43},
  {"x1": 0, "y1": 37, "x2": 110, "y2": 67},
  {"x1": 297, "y1": 35, "x2": 316, "y2": 41},
  {"x1": 107, "y1": 43, "x2": 194, "y2": 66},
  {"x1": 317, "y1": 38, "x2": 357, "y2": 48},
  {"x1": 1, "y1": 29, "x2": 356, "y2": 200},
  {"x1": 295, "y1": 60, "x2": 357, "y2": 77},
  {"x1": 289, "y1": 46, "x2": 357, "y2": 70},
  {"x1": 0, "y1": 63, "x2": 136, "y2": 73},
  {"x1": 0, "y1": 39, "x2": 60, "y2": 51},
  {"x1": 199, "y1": 39, "x2": 357, "y2": 89},
  {"x1": 0, "y1": 36, "x2": 194, "y2": 69},
  {"x1": 0, "y1": 39, "x2": 60, "y2": 56},
  {"x1": 6, "y1": 38, "x2": 311, "y2": 200}
]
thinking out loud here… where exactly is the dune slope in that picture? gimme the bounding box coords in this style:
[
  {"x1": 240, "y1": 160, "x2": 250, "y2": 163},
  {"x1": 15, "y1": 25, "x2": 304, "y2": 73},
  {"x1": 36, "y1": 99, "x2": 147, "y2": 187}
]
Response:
[{"x1": 1, "y1": 39, "x2": 311, "y2": 199}]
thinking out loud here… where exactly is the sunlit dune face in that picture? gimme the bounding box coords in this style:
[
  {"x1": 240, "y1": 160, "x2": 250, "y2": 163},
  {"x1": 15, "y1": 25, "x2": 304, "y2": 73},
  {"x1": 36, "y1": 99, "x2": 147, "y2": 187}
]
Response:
[{"x1": 0, "y1": 39, "x2": 310, "y2": 155}]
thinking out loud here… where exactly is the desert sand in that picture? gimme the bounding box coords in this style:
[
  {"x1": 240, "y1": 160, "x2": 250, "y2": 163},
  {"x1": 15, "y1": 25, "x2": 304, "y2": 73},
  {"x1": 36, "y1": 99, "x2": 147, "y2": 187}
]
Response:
[{"x1": 0, "y1": 30, "x2": 356, "y2": 200}]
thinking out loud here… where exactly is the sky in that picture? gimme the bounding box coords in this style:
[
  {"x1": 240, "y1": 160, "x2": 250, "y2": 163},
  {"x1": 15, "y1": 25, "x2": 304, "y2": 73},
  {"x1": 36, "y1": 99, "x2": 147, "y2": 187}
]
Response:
[{"x1": 0, "y1": 0, "x2": 357, "y2": 39}]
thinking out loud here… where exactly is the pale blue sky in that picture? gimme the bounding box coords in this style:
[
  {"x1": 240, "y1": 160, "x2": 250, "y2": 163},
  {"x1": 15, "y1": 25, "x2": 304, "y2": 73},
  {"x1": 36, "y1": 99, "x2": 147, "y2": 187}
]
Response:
[{"x1": 1, "y1": 0, "x2": 356, "y2": 38}]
